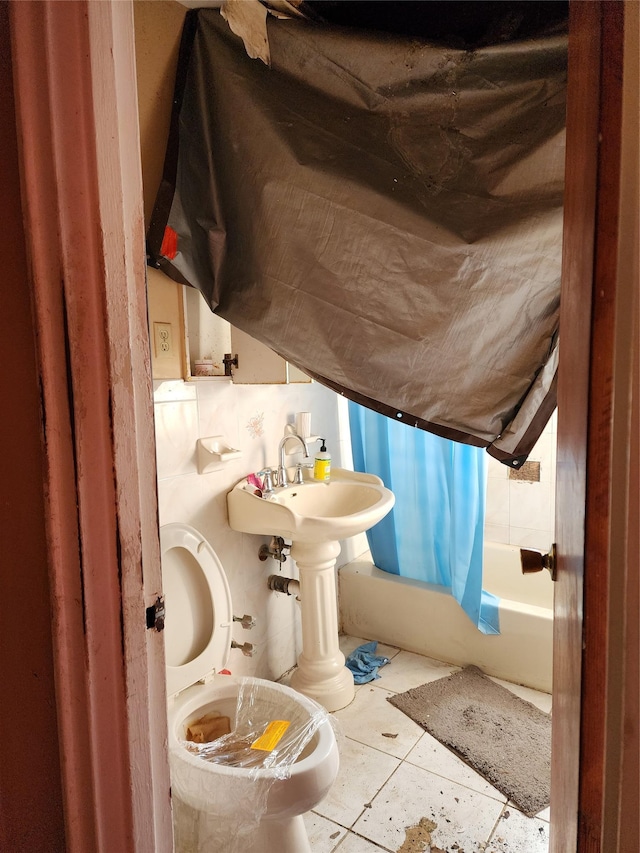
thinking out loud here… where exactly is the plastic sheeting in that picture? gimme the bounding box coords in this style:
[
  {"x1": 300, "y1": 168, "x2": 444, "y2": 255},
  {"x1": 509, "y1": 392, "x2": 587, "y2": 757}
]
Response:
[
  {"x1": 148, "y1": 7, "x2": 567, "y2": 466},
  {"x1": 170, "y1": 677, "x2": 337, "y2": 853},
  {"x1": 181, "y1": 677, "x2": 329, "y2": 775}
]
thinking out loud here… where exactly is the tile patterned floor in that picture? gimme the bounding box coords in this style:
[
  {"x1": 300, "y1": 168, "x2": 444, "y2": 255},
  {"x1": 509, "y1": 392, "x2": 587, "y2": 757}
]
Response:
[{"x1": 301, "y1": 636, "x2": 552, "y2": 853}]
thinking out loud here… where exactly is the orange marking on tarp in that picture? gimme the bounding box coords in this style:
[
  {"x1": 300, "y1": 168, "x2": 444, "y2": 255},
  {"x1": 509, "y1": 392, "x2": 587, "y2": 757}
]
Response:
[{"x1": 160, "y1": 226, "x2": 178, "y2": 260}]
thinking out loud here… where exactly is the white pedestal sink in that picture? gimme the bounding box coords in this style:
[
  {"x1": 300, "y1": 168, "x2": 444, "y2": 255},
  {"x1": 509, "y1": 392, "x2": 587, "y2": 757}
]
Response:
[{"x1": 227, "y1": 468, "x2": 394, "y2": 711}]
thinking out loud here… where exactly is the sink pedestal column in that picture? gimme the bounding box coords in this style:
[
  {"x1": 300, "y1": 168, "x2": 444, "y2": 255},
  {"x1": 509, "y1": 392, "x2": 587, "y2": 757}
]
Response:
[{"x1": 289, "y1": 540, "x2": 355, "y2": 712}]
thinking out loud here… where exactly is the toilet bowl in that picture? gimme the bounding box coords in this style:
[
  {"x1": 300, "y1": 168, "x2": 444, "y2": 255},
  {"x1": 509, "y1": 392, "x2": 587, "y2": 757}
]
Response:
[{"x1": 161, "y1": 522, "x2": 339, "y2": 853}]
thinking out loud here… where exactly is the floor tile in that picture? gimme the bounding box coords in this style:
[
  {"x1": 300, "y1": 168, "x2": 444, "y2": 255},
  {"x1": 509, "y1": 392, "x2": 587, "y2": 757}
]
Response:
[
  {"x1": 314, "y1": 737, "x2": 400, "y2": 829},
  {"x1": 489, "y1": 677, "x2": 553, "y2": 714},
  {"x1": 303, "y1": 812, "x2": 347, "y2": 853},
  {"x1": 405, "y1": 731, "x2": 507, "y2": 802},
  {"x1": 353, "y1": 761, "x2": 504, "y2": 852},
  {"x1": 301, "y1": 637, "x2": 551, "y2": 853},
  {"x1": 333, "y1": 831, "x2": 391, "y2": 852},
  {"x1": 332, "y1": 684, "x2": 424, "y2": 759},
  {"x1": 505, "y1": 800, "x2": 550, "y2": 822},
  {"x1": 485, "y1": 806, "x2": 549, "y2": 852},
  {"x1": 373, "y1": 649, "x2": 459, "y2": 694}
]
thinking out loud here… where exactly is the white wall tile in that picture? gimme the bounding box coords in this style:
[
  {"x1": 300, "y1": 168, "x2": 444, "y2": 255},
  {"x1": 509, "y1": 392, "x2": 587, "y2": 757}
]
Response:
[
  {"x1": 486, "y1": 478, "x2": 510, "y2": 528},
  {"x1": 156, "y1": 471, "x2": 207, "y2": 527},
  {"x1": 154, "y1": 400, "x2": 199, "y2": 479},
  {"x1": 509, "y1": 526, "x2": 554, "y2": 552},
  {"x1": 338, "y1": 532, "x2": 369, "y2": 568},
  {"x1": 153, "y1": 379, "x2": 197, "y2": 403},
  {"x1": 509, "y1": 480, "x2": 553, "y2": 532},
  {"x1": 195, "y1": 379, "x2": 239, "y2": 450},
  {"x1": 488, "y1": 456, "x2": 509, "y2": 480},
  {"x1": 484, "y1": 523, "x2": 510, "y2": 545},
  {"x1": 485, "y1": 424, "x2": 556, "y2": 547}
]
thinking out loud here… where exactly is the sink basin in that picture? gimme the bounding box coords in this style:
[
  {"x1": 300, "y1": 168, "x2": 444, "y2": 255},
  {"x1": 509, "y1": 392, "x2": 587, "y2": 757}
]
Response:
[
  {"x1": 227, "y1": 467, "x2": 394, "y2": 543},
  {"x1": 228, "y1": 466, "x2": 395, "y2": 711}
]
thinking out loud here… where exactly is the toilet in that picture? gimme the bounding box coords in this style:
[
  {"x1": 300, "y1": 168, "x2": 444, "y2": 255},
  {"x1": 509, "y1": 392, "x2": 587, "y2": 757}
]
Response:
[{"x1": 161, "y1": 522, "x2": 339, "y2": 853}]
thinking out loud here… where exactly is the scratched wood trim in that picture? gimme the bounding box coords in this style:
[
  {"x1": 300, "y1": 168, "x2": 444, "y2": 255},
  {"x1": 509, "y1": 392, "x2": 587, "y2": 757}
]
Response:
[
  {"x1": 551, "y1": 2, "x2": 602, "y2": 851},
  {"x1": 578, "y1": 4, "x2": 625, "y2": 850},
  {"x1": 604, "y1": 5, "x2": 640, "y2": 847},
  {"x1": 9, "y1": 2, "x2": 172, "y2": 851},
  {"x1": 553, "y1": 2, "x2": 630, "y2": 852}
]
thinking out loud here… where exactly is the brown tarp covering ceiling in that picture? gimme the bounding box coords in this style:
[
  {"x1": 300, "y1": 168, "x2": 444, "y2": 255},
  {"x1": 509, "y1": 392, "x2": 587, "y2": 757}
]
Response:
[{"x1": 147, "y1": 3, "x2": 568, "y2": 467}]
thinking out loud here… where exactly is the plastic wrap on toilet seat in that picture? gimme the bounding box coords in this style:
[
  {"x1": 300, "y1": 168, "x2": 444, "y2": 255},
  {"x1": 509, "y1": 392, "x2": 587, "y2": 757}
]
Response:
[
  {"x1": 170, "y1": 678, "x2": 339, "y2": 853},
  {"x1": 183, "y1": 677, "x2": 331, "y2": 776}
]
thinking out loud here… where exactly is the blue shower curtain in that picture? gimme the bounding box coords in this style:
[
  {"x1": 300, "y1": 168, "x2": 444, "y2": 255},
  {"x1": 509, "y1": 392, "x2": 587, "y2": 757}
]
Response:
[{"x1": 348, "y1": 402, "x2": 500, "y2": 634}]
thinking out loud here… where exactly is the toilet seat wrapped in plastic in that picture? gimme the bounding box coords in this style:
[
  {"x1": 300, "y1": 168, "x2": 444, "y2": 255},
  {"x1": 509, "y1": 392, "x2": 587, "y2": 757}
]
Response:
[
  {"x1": 181, "y1": 677, "x2": 333, "y2": 777},
  {"x1": 168, "y1": 677, "x2": 340, "y2": 853}
]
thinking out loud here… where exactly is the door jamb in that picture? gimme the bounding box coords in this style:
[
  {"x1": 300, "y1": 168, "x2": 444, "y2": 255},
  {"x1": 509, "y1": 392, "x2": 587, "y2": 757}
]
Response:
[{"x1": 9, "y1": 2, "x2": 172, "y2": 850}]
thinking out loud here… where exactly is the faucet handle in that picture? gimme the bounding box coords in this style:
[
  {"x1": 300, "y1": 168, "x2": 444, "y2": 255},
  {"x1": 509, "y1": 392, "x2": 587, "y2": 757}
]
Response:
[
  {"x1": 258, "y1": 468, "x2": 275, "y2": 494},
  {"x1": 294, "y1": 463, "x2": 305, "y2": 484}
]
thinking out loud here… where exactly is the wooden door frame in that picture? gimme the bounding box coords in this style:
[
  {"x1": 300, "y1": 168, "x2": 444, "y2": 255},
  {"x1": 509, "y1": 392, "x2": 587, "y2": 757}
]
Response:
[
  {"x1": 9, "y1": 2, "x2": 172, "y2": 851},
  {"x1": 553, "y1": 2, "x2": 638, "y2": 851}
]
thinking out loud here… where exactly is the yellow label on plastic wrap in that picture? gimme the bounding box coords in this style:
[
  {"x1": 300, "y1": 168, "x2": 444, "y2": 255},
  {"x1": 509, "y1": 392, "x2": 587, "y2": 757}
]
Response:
[{"x1": 250, "y1": 720, "x2": 291, "y2": 752}]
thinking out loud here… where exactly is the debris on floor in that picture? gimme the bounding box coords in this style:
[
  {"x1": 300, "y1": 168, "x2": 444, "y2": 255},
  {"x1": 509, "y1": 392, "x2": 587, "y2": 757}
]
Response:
[
  {"x1": 396, "y1": 816, "x2": 437, "y2": 852},
  {"x1": 345, "y1": 640, "x2": 390, "y2": 684}
]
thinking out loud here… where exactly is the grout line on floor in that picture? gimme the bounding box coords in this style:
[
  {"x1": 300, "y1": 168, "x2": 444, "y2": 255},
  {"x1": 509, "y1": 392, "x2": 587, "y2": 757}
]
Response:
[
  {"x1": 331, "y1": 828, "x2": 394, "y2": 853},
  {"x1": 485, "y1": 801, "x2": 511, "y2": 848},
  {"x1": 340, "y1": 731, "x2": 411, "y2": 763},
  {"x1": 401, "y1": 754, "x2": 508, "y2": 805}
]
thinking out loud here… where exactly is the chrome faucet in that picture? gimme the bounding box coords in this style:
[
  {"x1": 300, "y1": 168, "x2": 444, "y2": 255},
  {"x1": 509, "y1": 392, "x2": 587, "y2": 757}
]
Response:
[{"x1": 277, "y1": 432, "x2": 309, "y2": 487}]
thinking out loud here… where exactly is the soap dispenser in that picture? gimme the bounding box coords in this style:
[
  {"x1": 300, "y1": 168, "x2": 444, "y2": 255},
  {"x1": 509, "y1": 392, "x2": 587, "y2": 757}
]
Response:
[{"x1": 313, "y1": 438, "x2": 331, "y2": 482}]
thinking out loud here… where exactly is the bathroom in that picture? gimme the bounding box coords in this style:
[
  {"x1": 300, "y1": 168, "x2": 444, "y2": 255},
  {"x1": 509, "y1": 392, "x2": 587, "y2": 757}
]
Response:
[
  {"x1": 3, "y1": 0, "x2": 635, "y2": 849},
  {"x1": 153, "y1": 360, "x2": 556, "y2": 848},
  {"x1": 152, "y1": 361, "x2": 556, "y2": 688},
  {"x1": 137, "y1": 2, "x2": 557, "y2": 850},
  {"x1": 152, "y1": 320, "x2": 556, "y2": 853}
]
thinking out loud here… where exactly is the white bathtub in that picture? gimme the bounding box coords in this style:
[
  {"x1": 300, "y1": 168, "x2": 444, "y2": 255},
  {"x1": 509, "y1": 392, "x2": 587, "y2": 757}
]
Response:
[{"x1": 339, "y1": 542, "x2": 554, "y2": 693}]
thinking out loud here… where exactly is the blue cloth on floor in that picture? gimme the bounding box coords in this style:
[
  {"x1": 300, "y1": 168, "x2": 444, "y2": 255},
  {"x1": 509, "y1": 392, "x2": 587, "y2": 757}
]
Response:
[{"x1": 345, "y1": 641, "x2": 390, "y2": 684}]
